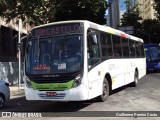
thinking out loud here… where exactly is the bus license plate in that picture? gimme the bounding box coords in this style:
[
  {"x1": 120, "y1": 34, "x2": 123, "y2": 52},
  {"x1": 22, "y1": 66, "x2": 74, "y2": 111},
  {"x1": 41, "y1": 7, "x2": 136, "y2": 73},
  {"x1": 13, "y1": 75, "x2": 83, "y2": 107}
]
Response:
[{"x1": 46, "y1": 92, "x2": 57, "y2": 96}]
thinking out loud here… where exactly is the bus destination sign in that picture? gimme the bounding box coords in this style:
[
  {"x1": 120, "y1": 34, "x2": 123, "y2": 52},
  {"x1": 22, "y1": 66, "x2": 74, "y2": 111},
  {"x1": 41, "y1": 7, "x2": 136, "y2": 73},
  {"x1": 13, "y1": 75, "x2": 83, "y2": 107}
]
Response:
[{"x1": 31, "y1": 23, "x2": 82, "y2": 37}]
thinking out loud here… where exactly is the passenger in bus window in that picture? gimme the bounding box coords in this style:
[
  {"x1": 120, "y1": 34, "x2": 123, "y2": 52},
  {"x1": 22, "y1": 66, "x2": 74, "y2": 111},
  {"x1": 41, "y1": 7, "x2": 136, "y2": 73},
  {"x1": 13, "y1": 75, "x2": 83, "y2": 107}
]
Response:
[{"x1": 114, "y1": 49, "x2": 120, "y2": 57}]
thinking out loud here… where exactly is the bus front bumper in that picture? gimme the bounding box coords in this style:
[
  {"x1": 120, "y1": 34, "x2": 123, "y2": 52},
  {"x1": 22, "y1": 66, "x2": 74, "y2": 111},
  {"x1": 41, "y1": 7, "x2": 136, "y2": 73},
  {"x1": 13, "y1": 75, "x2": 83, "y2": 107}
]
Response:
[{"x1": 25, "y1": 84, "x2": 88, "y2": 101}]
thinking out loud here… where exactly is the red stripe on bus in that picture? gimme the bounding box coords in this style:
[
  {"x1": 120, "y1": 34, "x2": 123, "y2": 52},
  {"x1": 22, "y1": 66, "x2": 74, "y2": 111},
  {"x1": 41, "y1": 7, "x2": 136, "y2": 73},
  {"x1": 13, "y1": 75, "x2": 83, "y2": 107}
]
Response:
[{"x1": 121, "y1": 33, "x2": 126, "y2": 38}]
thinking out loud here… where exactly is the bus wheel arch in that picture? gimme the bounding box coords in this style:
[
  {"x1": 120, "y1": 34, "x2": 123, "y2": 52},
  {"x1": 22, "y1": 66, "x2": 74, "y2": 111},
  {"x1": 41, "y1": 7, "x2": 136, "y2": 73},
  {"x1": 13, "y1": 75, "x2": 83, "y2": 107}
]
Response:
[{"x1": 97, "y1": 73, "x2": 112, "y2": 102}]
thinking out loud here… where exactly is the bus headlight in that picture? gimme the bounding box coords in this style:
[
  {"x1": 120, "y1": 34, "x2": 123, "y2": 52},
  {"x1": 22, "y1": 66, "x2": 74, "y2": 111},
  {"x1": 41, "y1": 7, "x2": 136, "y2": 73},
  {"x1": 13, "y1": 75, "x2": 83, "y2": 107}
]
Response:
[
  {"x1": 72, "y1": 75, "x2": 82, "y2": 88},
  {"x1": 24, "y1": 76, "x2": 32, "y2": 88}
]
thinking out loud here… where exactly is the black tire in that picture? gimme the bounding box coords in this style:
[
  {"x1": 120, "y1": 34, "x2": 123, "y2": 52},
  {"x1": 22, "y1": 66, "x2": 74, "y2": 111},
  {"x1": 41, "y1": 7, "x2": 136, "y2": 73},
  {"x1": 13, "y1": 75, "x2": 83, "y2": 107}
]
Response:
[
  {"x1": 132, "y1": 71, "x2": 139, "y2": 87},
  {"x1": 97, "y1": 78, "x2": 109, "y2": 102},
  {"x1": 0, "y1": 95, "x2": 5, "y2": 109}
]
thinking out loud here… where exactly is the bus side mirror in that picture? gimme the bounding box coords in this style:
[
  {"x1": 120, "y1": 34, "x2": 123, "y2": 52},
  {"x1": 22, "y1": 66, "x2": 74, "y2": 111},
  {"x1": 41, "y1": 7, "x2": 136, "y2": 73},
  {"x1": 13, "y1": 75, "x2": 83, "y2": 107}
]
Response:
[
  {"x1": 92, "y1": 34, "x2": 97, "y2": 44},
  {"x1": 17, "y1": 42, "x2": 22, "y2": 59},
  {"x1": 18, "y1": 35, "x2": 28, "y2": 58},
  {"x1": 17, "y1": 43, "x2": 21, "y2": 51},
  {"x1": 87, "y1": 31, "x2": 97, "y2": 45}
]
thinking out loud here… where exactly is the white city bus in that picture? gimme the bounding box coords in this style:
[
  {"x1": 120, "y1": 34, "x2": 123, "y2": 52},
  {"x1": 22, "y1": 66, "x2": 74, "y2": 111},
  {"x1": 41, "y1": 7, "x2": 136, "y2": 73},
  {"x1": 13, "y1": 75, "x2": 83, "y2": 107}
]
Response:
[{"x1": 23, "y1": 20, "x2": 146, "y2": 101}]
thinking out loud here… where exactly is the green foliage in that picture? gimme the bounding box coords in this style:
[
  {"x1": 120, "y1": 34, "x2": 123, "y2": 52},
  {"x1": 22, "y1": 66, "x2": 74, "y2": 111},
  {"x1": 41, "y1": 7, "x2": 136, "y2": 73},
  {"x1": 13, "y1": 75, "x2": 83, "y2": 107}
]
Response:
[
  {"x1": 138, "y1": 19, "x2": 160, "y2": 43},
  {"x1": 0, "y1": 0, "x2": 18, "y2": 22},
  {"x1": 120, "y1": 0, "x2": 142, "y2": 29},
  {"x1": 154, "y1": 0, "x2": 160, "y2": 21},
  {"x1": 0, "y1": 0, "x2": 56, "y2": 25},
  {"x1": 0, "y1": 0, "x2": 107, "y2": 25},
  {"x1": 120, "y1": 11, "x2": 142, "y2": 29},
  {"x1": 54, "y1": 0, "x2": 107, "y2": 24}
]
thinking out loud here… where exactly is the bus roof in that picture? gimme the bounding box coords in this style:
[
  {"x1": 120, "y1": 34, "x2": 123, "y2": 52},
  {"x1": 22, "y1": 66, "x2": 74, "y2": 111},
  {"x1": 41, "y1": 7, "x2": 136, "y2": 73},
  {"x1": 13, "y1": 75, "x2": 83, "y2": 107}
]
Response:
[
  {"x1": 32, "y1": 20, "x2": 86, "y2": 29},
  {"x1": 31, "y1": 20, "x2": 143, "y2": 43}
]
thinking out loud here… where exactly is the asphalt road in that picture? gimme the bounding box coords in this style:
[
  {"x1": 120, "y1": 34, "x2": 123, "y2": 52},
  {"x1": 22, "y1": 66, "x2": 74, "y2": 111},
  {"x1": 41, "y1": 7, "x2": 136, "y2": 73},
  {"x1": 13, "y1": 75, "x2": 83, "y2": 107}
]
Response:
[{"x1": 0, "y1": 72, "x2": 160, "y2": 120}]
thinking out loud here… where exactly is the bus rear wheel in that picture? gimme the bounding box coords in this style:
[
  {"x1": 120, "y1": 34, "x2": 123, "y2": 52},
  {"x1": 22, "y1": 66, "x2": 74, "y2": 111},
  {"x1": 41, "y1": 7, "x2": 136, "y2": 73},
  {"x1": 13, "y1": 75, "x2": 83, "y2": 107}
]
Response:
[
  {"x1": 131, "y1": 71, "x2": 139, "y2": 87},
  {"x1": 97, "y1": 78, "x2": 109, "y2": 102}
]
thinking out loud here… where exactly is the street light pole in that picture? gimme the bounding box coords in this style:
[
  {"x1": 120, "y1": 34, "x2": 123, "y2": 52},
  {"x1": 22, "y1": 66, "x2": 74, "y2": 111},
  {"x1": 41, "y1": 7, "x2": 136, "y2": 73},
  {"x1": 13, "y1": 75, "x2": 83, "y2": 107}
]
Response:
[{"x1": 18, "y1": 18, "x2": 22, "y2": 92}]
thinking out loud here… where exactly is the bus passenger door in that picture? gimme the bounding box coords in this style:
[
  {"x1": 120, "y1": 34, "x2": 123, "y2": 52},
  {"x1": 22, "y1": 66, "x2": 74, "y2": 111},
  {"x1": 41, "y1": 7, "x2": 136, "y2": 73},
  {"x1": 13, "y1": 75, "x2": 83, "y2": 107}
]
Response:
[
  {"x1": 121, "y1": 38, "x2": 132, "y2": 85},
  {"x1": 87, "y1": 29, "x2": 102, "y2": 99},
  {"x1": 111, "y1": 35, "x2": 125, "y2": 89}
]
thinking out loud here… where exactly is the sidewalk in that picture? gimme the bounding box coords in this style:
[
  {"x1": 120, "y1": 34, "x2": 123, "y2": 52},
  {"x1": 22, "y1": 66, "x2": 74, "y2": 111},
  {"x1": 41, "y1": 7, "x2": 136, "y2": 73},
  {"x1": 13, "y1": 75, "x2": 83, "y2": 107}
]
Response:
[{"x1": 9, "y1": 84, "x2": 25, "y2": 99}]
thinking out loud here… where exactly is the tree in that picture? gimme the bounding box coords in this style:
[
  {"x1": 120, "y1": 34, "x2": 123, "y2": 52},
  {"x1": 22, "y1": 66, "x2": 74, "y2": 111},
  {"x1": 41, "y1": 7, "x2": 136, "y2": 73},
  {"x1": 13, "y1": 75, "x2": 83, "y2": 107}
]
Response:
[
  {"x1": 139, "y1": 19, "x2": 160, "y2": 43},
  {"x1": 154, "y1": 0, "x2": 160, "y2": 21},
  {"x1": 120, "y1": 0, "x2": 142, "y2": 30},
  {"x1": 0, "y1": 0, "x2": 107, "y2": 25},
  {"x1": 0, "y1": 0, "x2": 56, "y2": 25},
  {"x1": 118, "y1": 0, "x2": 160, "y2": 44},
  {"x1": 54, "y1": 0, "x2": 107, "y2": 25}
]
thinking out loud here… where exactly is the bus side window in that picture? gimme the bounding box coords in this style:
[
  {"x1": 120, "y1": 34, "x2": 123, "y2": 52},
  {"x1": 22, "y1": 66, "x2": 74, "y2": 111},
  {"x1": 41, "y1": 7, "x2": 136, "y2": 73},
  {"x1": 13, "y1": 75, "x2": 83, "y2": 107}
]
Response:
[
  {"x1": 129, "y1": 40, "x2": 136, "y2": 57},
  {"x1": 87, "y1": 29, "x2": 100, "y2": 68},
  {"x1": 121, "y1": 38, "x2": 129, "y2": 58},
  {"x1": 135, "y1": 41, "x2": 141, "y2": 57},
  {"x1": 100, "y1": 32, "x2": 113, "y2": 58},
  {"x1": 112, "y1": 35, "x2": 122, "y2": 58}
]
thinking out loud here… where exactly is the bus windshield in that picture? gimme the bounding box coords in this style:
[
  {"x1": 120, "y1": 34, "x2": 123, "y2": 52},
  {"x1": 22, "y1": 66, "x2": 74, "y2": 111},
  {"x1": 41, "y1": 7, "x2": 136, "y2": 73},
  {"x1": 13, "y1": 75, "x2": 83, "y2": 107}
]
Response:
[{"x1": 26, "y1": 35, "x2": 83, "y2": 74}]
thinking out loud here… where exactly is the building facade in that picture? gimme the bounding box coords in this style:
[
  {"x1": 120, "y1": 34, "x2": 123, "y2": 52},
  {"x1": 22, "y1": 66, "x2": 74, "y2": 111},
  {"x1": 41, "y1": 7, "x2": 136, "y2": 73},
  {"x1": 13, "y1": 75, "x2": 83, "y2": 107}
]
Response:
[
  {"x1": 0, "y1": 17, "x2": 27, "y2": 85},
  {"x1": 136, "y1": 0, "x2": 157, "y2": 20},
  {"x1": 130, "y1": 0, "x2": 136, "y2": 9},
  {"x1": 108, "y1": 0, "x2": 120, "y2": 28}
]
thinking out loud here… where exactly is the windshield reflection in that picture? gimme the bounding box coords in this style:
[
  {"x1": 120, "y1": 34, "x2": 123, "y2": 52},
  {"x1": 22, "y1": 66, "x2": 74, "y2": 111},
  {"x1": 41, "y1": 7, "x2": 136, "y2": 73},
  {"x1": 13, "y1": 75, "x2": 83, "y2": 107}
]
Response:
[{"x1": 26, "y1": 35, "x2": 83, "y2": 74}]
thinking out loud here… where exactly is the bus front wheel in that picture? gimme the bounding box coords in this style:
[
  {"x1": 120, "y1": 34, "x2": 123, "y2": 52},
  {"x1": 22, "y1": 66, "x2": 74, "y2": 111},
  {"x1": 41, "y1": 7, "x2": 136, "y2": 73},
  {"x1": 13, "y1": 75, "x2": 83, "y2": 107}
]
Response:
[{"x1": 98, "y1": 78, "x2": 109, "y2": 102}]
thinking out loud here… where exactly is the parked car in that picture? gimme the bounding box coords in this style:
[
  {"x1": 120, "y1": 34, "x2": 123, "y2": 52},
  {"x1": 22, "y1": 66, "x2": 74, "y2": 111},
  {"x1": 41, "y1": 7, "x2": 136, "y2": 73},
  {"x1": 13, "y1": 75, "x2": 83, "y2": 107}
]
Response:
[{"x1": 0, "y1": 80, "x2": 10, "y2": 108}]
